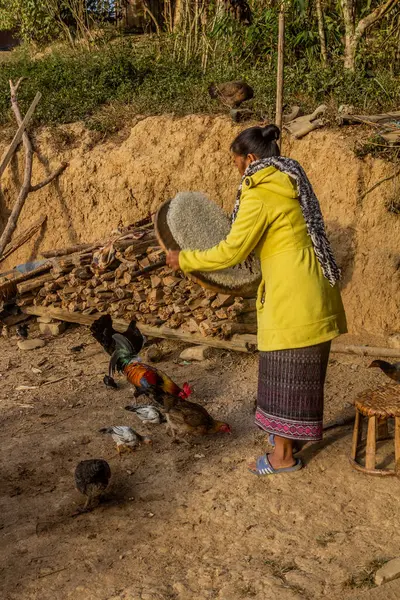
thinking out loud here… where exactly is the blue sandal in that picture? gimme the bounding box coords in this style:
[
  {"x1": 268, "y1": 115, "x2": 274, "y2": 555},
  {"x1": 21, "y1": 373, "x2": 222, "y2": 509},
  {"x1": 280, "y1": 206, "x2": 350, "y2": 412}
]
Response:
[{"x1": 248, "y1": 454, "x2": 303, "y2": 476}]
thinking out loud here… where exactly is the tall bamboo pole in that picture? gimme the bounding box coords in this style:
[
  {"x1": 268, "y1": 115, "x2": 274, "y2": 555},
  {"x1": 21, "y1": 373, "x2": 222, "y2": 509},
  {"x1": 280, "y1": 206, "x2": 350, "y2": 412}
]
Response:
[{"x1": 275, "y1": 1, "x2": 285, "y2": 133}]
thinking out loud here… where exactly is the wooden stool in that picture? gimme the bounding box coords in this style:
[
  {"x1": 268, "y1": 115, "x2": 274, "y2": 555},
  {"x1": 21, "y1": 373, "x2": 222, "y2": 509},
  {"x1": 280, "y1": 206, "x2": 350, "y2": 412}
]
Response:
[{"x1": 350, "y1": 384, "x2": 400, "y2": 476}]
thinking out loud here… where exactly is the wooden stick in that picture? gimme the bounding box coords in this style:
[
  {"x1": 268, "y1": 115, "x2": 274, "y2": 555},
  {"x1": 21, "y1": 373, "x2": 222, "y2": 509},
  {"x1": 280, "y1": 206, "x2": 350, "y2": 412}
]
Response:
[
  {"x1": 395, "y1": 417, "x2": 400, "y2": 474},
  {"x1": 360, "y1": 167, "x2": 400, "y2": 200},
  {"x1": 331, "y1": 344, "x2": 400, "y2": 358},
  {"x1": 0, "y1": 92, "x2": 41, "y2": 180},
  {"x1": 0, "y1": 215, "x2": 47, "y2": 263},
  {"x1": 0, "y1": 81, "x2": 67, "y2": 258},
  {"x1": 130, "y1": 259, "x2": 166, "y2": 280},
  {"x1": 41, "y1": 242, "x2": 100, "y2": 258},
  {"x1": 21, "y1": 306, "x2": 254, "y2": 351},
  {"x1": 365, "y1": 415, "x2": 376, "y2": 470},
  {"x1": 17, "y1": 272, "x2": 53, "y2": 295},
  {"x1": 351, "y1": 409, "x2": 361, "y2": 460},
  {"x1": 0, "y1": 261, "x2": 51, "y2": 288},
  {"x1": 30, "y1": 162, "x2": 68, "y2": 192},
  {"x1": 0, "y1": 80, "x2": 35, "y2": 258},
  {"x1": 275, "y1": 1, "x2": 285, "y2": 133}
]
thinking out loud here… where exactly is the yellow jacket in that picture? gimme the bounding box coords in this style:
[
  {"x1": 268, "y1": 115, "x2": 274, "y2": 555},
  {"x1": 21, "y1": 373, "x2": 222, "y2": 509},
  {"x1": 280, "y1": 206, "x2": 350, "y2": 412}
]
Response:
[{"x1": 179, "y1": 166, "x2": 347, "y2": 351}]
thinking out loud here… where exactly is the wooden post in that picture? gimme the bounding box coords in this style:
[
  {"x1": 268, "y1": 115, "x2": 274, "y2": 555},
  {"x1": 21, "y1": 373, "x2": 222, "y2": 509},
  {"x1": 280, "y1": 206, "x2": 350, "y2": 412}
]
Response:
[
  {"x1": 350, "y1": 409, "x2": 361, "y2": 460},
  {"x1": 365, "y1": 415, "x2": 377, "y2": 470},
  {"x1": 395, "y1": 417, "x2": 400, "y2": 471},
  {"x1": 275, "y1": 1, "x2": 285, "y2": 133}
]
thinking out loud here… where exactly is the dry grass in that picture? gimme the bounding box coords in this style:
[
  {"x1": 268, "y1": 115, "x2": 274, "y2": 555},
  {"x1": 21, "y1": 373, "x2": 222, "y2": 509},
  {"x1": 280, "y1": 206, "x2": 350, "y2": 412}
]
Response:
[{"x1": 345, "y1": 558, "x2": 390, "y2": 589}]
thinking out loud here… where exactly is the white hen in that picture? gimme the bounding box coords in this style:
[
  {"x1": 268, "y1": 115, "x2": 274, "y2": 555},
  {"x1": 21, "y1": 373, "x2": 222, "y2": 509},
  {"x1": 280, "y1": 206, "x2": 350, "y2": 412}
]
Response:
[
  {"x1": 99, "y1": 425, "x2": 152, "y2": 455},
  {"x1": 125, "y1": 404, "x2": 166, "y2": 425}
]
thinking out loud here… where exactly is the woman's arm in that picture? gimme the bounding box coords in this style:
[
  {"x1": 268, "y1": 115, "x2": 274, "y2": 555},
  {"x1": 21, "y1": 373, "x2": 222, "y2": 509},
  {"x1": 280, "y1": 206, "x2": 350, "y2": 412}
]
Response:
[{"x1": 177, "y1": 194, "x2": 269, "y2": 273}]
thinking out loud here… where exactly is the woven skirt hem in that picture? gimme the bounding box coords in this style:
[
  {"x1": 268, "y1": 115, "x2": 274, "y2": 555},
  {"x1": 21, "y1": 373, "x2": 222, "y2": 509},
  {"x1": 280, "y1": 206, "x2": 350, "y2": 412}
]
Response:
[{"x1": 255, "y1": 408, "x2": 323, "y2": 441}]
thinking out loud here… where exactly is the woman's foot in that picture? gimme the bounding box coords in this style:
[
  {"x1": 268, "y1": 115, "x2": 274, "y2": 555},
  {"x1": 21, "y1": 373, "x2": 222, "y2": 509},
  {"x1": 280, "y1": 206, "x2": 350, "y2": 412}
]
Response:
[
  {"x1": 248, "y1": 451, "x2": 296, "y2": 472},
  {"x1": 248, "y1": 454, "x2": 303, "y2": 476},
  {"x1": 248, "y1": 434, "x2": 298, "y2": 472}
]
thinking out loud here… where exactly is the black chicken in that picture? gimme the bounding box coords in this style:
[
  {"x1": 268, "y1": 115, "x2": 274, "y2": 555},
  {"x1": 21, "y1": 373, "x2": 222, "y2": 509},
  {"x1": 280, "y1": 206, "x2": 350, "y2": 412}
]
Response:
[
  {"x1": 369, "y1": 360, "x2": 400, "y2": 383},
  {"x1": 74, "y1": 459, "x2": 111, "y2": 510},
  {"x1": 90, "y1": 314, "x2": 146, "y2": 356},
  {"x1": 16, "y1": 324, "x2": 29, "y2": 340}
]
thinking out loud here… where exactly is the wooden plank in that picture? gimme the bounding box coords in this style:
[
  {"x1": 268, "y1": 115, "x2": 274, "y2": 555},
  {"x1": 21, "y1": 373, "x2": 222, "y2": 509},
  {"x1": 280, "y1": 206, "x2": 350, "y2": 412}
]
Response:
[
  {"x1": 0, "y1": 92, "x2": 41, "y2": 179},
  {"x1": 21, "y1": 305, "x2": 254, "y2": 351}
]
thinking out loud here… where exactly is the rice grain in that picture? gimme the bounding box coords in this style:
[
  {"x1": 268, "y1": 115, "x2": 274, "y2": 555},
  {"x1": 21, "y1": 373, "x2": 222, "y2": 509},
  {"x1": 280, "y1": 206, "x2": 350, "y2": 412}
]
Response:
[{"x1": 167, "y1": 192, "x2": 261, "y2": 289}]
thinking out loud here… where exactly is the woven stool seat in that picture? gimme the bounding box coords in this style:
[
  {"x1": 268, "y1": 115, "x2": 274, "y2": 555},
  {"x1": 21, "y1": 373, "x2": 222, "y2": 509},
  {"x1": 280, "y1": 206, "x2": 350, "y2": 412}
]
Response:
[
  {"x1": 355, "y1": 384, "x2": 400, "y2": 418},
  {"x1": 350, "y1": 384, "x2": 400, "y2": 476}
]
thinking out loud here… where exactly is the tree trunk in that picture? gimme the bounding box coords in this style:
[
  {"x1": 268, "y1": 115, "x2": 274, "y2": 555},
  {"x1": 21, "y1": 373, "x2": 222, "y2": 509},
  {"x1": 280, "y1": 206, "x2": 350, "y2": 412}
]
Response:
[
  {"x1": 341, "y1": 0, "x2": 399, "y2": 70},
  {"x1": 340, "y1": 0, "x2": 356, "y2": 69},
  {"x1": 315, "y1": 0, "x2": 328, "y2": 66}
]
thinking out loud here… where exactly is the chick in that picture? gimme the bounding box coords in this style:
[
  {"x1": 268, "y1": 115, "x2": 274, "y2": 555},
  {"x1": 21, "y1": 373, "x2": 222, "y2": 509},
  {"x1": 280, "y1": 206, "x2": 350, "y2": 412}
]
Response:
[
  {"x1": 16, "y1": 323, "x2": 29, "y2": 340},
  {"x1": 74, "y1": 459, "x2": 111, "y2": 510},
  {"x1": 208, "y1": 81, "x2": 254, "y2": 108},
  {"x1": 369, "y1": 360, "x2": 400, "y2": 383},
  {"x1": 125, "y1": 404, "x2": 166, "y2": 425},
  {"x1": 99, "y1": 425, "x2": 152, "y2": 456}
]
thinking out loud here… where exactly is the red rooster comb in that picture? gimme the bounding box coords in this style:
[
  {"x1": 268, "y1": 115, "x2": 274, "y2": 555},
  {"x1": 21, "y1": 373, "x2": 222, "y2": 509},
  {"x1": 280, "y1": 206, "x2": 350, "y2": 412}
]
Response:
[{"x1": 179, "y1": 383, "x2": 192, "y2": 399}]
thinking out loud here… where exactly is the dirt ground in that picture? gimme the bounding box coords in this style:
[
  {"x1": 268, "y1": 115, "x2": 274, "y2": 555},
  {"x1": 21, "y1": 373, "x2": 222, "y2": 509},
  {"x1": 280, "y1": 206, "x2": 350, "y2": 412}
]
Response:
[{"x1": 1, "y1": 323, "x2": 400, "y2": 600}]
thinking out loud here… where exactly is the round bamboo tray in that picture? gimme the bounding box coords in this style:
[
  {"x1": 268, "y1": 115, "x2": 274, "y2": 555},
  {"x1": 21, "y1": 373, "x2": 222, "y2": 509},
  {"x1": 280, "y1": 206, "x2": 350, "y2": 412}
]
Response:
[{"x1": 154, "y1": 197, "x2": 261, "y2": 298}]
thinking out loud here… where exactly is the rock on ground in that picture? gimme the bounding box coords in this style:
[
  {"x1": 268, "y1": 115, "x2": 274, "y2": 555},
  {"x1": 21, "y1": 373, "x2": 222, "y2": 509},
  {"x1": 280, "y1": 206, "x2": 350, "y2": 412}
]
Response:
[
  {"x1": 375, "y1": 558, "x2": 400, "y2": 586},
  {"x1": 17, "y1": 338, "x2": 45, "y2": 350},
  {"x1": 179, "y1": 345, "x2": 211, "y2": 361}
]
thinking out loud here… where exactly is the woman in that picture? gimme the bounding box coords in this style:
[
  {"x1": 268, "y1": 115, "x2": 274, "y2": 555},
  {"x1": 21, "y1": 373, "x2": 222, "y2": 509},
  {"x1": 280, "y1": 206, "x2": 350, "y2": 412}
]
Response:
[{"x1": 166, "y1": 124, "x2": 347, "y2": 476}]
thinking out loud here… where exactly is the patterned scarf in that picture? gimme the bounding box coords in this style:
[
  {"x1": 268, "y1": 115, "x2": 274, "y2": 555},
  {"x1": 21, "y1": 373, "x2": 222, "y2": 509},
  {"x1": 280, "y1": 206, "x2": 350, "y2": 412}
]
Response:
[{"x1": 231, "y1": 157, "x2": 341, "y2": 286}]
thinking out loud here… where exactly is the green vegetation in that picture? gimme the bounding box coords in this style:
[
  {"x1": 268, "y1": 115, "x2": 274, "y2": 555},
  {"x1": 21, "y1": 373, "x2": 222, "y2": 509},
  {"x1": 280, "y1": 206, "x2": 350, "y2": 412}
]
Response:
[{"x1": 0, "y1": 1, "x2": 399, "y2": 132}]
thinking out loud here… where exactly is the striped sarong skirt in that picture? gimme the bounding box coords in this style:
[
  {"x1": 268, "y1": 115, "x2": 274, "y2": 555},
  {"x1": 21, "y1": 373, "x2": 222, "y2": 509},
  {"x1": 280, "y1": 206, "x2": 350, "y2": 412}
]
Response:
[{"x1": 255, "y1": 342, "x2": 331, "y2": 441}]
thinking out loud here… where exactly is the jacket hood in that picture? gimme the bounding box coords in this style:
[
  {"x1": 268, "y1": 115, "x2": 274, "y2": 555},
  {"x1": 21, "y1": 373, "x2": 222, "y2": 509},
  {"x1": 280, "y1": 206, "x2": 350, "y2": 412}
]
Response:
[{"x1": 242, "y1": 166, "x2": 298, "y2": 199}]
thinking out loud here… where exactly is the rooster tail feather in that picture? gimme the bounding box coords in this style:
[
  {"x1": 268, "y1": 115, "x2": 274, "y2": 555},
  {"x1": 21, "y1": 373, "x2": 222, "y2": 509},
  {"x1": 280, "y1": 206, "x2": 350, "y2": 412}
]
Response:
[
  {"x1": 90, "y1": 314, "x2": 112, "y2": 341},
  {"x1": 109, "y1": 333, "x2": 136, "y2": 374}
]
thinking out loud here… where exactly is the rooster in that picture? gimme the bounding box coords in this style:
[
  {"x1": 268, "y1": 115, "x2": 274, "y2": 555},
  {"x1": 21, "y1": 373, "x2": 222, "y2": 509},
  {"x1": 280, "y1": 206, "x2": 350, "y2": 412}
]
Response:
[
  {"x1": 369, "y1": 360, "x2": 400, "y2": 383},
  {"x1": 90, "y1": 314, "x2": 146, "y2": 357},
  {"x1": 74, "y1": 459, "x2": 111, "y2": 510},
  {"x1": 109, "y1": 333, "x2": 192, "y2": 403},
  {"x1": 111, "y1": 334, "x2": 231, "y2": 440}
]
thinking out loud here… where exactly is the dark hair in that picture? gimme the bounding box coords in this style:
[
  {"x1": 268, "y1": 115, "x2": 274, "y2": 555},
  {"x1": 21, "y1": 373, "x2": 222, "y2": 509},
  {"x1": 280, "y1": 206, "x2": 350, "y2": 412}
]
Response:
[{"x1": 230, "y1": 124, "x2": 280, "y2": 158}]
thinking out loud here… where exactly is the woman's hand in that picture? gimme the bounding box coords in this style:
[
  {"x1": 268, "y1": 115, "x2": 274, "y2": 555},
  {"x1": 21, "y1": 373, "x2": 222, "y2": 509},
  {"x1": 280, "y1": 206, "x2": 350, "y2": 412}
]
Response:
[{"x1": 166, "y1": 250, "x2": 181, "y2": 271}]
